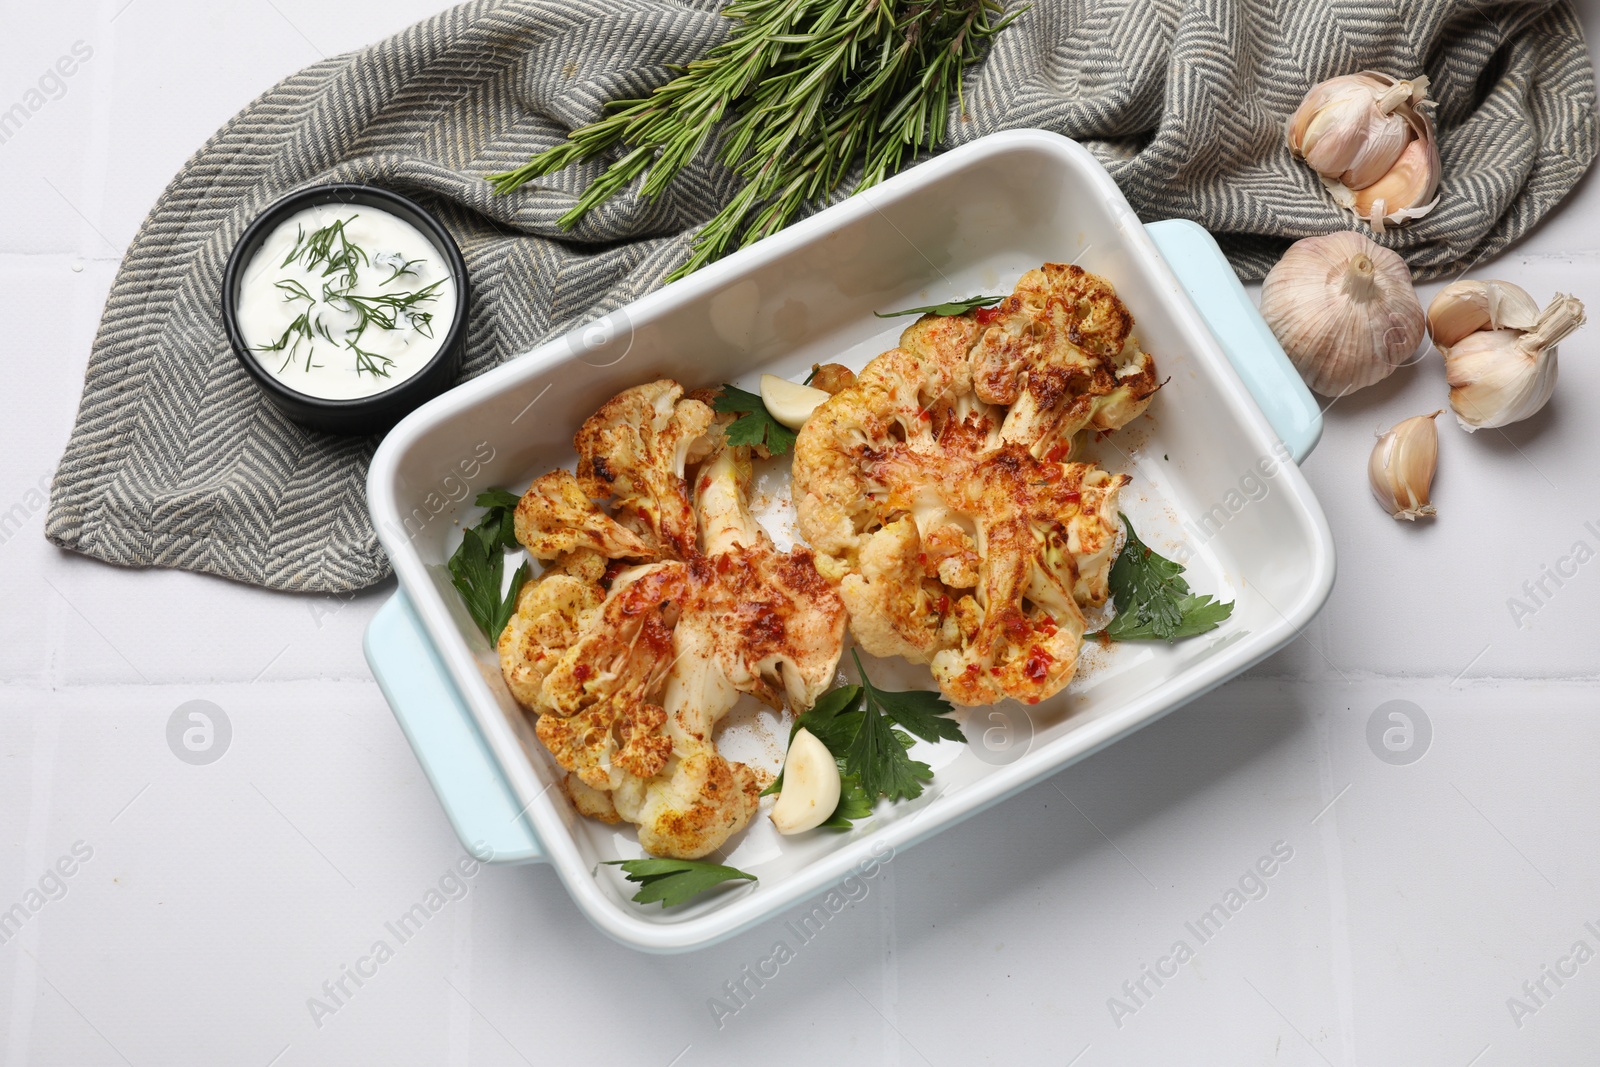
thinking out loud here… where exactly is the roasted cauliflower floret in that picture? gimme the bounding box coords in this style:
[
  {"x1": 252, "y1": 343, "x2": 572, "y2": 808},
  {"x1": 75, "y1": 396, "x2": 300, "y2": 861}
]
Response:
[
  {"x1": 574, "y1": 380, "x2": 716, "y2": 558},
  {"x1": 513, "y1": 469, "x2": 658, "y2": 562},
  {"x1": 496, "y1": 568, "x2": 605, "y2": 711},
  {"x1": 499, "y1": 393, "x2": 846, "y2": 860},
  {"x1": 793, "y1": 264, "x2": 1155, "y2": 707},
  {"x1": 970, "y1": 263, "x2": 1159, "y2": 457}
]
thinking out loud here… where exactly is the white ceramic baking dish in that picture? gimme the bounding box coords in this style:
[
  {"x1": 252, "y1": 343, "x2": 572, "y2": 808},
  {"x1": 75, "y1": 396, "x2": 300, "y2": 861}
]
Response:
[{"x1": 365, "y1": 130, "x2": 1334, "y2": 953}]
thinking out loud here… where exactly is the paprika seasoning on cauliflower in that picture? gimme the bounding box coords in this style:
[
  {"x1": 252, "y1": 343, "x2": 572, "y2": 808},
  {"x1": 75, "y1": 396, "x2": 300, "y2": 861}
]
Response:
[
  {"x1": 792, "y1": 264, "x2": 1159, "y2": 707},
  {"x1": 498, "y1": 381, "x2": 847, "y2": 860}
]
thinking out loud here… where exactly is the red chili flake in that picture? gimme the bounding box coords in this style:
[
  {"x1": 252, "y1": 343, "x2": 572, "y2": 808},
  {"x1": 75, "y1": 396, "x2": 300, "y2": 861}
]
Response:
[
  {"x1": 1034, "y1": 614, "x2": 1058, "y2": 637},
  {"x1": 698, "y1": 475, "x2": 712, "y2": 493},
  {"x1": 600, "y1": 559, "x2": 631, "y2": 590},
  {"x1": 917, "y1": 408, "x2": 932, "y2": 421},
  {"x1": 1063, "y1": 490, "x2": 1081, "y2": 503},
  {"x1": 1045, "y1": 443, "x2": 1070, "y2": 463},
  {"x1": 1023, "y1": 645, "x2": 1054, "y2": 682},
  {"x1": 936, "y1": 595, "x2": 951, "y2": 615},
  {"x1": 573, "y1": 663, "x2": 593, "y2": 683},
  {"x1": 964, "y1": 663, "x2": 981, "y2": 677},
  {"x1": 973, "y1": 305, "x2": 1005, "y2": 327},
  {"x1": 1026, "y1": 697, "x2": 1040, "y2": 706}
]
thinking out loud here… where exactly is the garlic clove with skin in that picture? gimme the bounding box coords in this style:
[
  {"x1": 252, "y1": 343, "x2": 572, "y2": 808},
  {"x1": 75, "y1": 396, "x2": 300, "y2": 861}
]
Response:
[
  {"x1": 1444, "y1": 294, "x2": 1585, "y2": 431},
  {"x1": 1288, "y1": 71, "x2": 1439, "y2": 229},
  {"x1": 1259, "y1": 232, "x2": 1426, "y2": 396},
  {"x1": 1427, "y1": 279, "x2": 1541, "y2": 350},
  {"x1": 1295, "y1": 78, "x2": 1412, "y2": 187},
  {"x1": 1345, "y1": 131, "x2": 1441, "y2": 233},
  {"x1": 1369, "y1": 410, "x2": 1442, "y2": 521}
]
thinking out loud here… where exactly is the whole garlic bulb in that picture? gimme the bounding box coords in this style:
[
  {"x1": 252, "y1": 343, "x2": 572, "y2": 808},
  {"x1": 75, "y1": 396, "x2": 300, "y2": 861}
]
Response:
[
  {"x1": 1260, "y1": 232, "x2": 1426, "y2": 396},
  {"x1": 1369, "y1": 411, "x2": 1442, "y2": 520},
  {"x1": 1288, "y1": 72, "x2": 1440, "y2": 231},
  {"x1": 1427, "y1": 280, "x2": 1586, "y2": 430}
]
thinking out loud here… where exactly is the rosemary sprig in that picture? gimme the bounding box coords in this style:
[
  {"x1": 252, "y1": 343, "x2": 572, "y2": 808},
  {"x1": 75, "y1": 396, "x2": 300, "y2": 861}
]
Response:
[
  {"x1": 488, "y1": 0, "x2": 1024, "y2": 280},
  {"x1": 875, "y1": 293, "x2": 1005, "y2": 318}
]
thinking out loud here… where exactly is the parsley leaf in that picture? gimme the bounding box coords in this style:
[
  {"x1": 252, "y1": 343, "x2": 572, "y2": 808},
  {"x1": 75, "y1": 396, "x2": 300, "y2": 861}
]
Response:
[
  {"x1": 447, "y1": 488, "x2": 532, "y2": 643},
  {"x1": 792, "y1": 684, "x2": 864, "y2": 755},
  {"x1": 760, "y1": 685, "x2": 861, "y2": 798},
  {"x1": 473, "y1": 488, "x2": 520, "y2": 552},
  {"x1": 1088, "y1": 514, "x2": 1234, "y2": 643},
  {"x1": 713, "y1": 384, "x2": 798, "y2": 455},
  {"x1": 859, "y1": 664, "x2": 966, "y2": 745},
  {"x1": 602, "y1": 858, "x2": 756, "y2": 907},
  {"x1": 799, "y1": 657, "x2": 967, "y2": 808},
  {"x1": 846, "y1": 690, "x2": 931, "y2": 803},
  {"x1": 874, "y1": 294, "x2": 1006, "y2": 318},
  {"x1": 764, "y1": 656, "x2": 964, "y2": 827},
  {"x1": 819, "y1": 772, "x2": 874, "y2": 829}
]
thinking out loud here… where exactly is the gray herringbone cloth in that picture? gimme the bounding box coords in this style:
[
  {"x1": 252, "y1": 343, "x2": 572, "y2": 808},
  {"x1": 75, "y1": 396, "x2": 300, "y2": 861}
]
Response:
[{"x1": 48, "y1": 0, "x2": 1598, "y2": 592}]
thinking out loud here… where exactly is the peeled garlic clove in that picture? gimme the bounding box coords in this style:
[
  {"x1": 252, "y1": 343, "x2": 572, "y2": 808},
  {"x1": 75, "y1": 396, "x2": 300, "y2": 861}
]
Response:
[
  {"x1": 1259, "y1": 232, "x2": 1426, "y2": 396},
  {"x1": 760, "y1": 373, "x2": 831, "y2": 431},
  {"x1": 1369, "y1": 410, "x2": 1442, "y2": 520},
  {"x1": 1288, "y1": 71, "x2": 1439, "y2": 228},
  {"x1": 769, "y1": 728, "x2": 842, "y2": 835},
  {"x1": 1427, "y1": 279, "x2": 1541, "y2": 349},
  {"x1": 1445, "y1": 294, "x2": 1585, "y2": 430}
]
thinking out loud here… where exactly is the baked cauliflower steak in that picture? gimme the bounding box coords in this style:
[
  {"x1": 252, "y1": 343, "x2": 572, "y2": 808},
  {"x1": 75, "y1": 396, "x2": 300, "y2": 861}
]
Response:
[
  {"x1": 792, "y1": 264, "x2": 1158, "y2": 707},
  {"x1": 498, "y1": 380, "x2": 847, "y2": 859}
]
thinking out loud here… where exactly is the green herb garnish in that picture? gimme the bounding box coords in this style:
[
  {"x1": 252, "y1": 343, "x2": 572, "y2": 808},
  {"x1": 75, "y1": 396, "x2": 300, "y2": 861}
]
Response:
[
  {"x1": 326, "y1": 280, "x2": 443, "y2": 342},
  {"x1": 378, "y1": 255, "x2": 427, "y2": 286},
  {"x1": 266, "y1": 216, "x2": 444, "y2": 377},
  {"x1": 602, "y1": 858, "x2": 756, "y2": 907},
  {"x1": 255, "y1": 310, "x2": 323, "y2": 371},
  {"x1": 285, "y1": 215, "x2": 368, "y2": 290},
  {"x1": 1088, "y1": 514, "x2": 1234, "y2": 643},
  {"x1": 769, "y1": 654, "x2": 965, "y2": 820},
  {"x1": 874, "y1": 294, "x2": 1007, "y2": 318},
  {"x1": 346, "y1": 339, "x2": 395, "y2": 379},
  {"x1": 447, "y1": 489, "x2": 530, "y2": 643},
  {"x1": 275, "y1": 279, "x2": 314, "y2": 305},
  {"x1": 487, "y1": 0, "x2": 1025, "y2": 280},
  {"x1": 761, "y1": 687, "x2": 874, "y2": 829},
  {"x1": 714, "y1": 384, "x2": 797, "y2": 455}
]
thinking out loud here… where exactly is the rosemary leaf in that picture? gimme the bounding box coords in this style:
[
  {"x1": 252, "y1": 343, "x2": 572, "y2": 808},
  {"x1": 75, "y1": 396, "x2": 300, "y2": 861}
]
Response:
[{"x1": 488, "y1": 0, "x2": 1025, "y2": 279}]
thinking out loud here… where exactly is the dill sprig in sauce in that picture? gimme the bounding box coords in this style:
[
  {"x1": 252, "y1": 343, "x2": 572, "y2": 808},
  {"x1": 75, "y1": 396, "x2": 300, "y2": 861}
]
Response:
[{"x1": 249, "y1": 214, "x2": 444, "y2": 379}]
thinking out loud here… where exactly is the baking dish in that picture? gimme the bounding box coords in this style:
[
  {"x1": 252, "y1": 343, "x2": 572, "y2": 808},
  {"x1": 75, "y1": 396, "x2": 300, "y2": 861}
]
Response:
[{"x1": 365, "y1": 130, "x2": 1334, "y2": 952}]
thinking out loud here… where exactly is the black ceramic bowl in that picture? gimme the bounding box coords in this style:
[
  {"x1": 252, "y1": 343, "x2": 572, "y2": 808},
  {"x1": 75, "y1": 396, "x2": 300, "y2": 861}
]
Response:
[{"x1": 222, "y1": 184, "x2": 470, "y2": 436}]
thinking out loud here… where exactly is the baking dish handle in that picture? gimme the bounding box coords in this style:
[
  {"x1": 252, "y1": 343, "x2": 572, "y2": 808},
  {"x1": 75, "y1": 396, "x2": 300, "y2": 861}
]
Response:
[
  {"x1": 1144, "y1": 219, "x2": 1322, "y2": 462},
  {"x1": 364, "y1": 590, "x2": 545, "y2": 865}
]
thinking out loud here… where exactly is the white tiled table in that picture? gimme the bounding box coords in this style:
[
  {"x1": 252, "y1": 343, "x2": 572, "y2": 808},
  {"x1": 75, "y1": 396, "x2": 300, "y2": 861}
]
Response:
[{"x1": 3, "y1": 4, "x2": 1599, "y2": 1064}]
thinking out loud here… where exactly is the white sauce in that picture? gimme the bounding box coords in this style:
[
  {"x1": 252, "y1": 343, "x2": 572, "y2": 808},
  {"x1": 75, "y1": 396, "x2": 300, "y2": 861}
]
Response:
[{"x1": 236, "y1": 204, "x2": 457, "y2": 400}]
